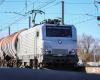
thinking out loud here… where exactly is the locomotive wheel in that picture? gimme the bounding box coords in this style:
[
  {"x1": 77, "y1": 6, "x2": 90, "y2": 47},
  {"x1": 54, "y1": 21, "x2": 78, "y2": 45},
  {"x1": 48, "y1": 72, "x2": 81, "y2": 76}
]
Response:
[{"x1": 39, "y1": 63, "x2": 43, "y2": 69}]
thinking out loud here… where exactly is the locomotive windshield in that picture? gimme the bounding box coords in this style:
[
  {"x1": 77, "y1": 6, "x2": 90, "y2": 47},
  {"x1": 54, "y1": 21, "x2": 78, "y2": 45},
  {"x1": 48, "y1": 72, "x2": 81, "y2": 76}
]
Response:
[{"x1": 46, "y1": 26, "x2": 72, "y2": 37}]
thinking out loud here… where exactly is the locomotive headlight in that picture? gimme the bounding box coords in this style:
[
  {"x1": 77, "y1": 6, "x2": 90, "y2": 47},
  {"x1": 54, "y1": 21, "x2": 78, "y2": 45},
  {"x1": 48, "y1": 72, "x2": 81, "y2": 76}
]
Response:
[
  {"x1": 42, "y1": 44, "x2": 52, "y2": 54},
  {"x1": 69, "y1": 49, "x2": 76, "y2": 55},
  {"x1": 42, "y1": 48, "x2": 52, "y2": 54},
  {"x1": 45, "y1": 49, "x2": 52, "y2": 54}
]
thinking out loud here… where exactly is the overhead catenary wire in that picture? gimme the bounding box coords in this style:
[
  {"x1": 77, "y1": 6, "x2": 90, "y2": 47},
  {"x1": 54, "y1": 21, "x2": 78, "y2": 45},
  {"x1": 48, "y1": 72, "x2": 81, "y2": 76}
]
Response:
[
  {"x1": 94, "y1": 0, "x2": 99, "y2": 11},
  {"x1": 36, "y1": 0, "x2": 57, "y2": 9},
  {"x1": 64, "y1": 2, "x2": 93, "y2": 4},
  {"x1": 74, "y1": 17, "x2": 96, "y2": 25},
  {"x1": 19, "y1": 0, "x2": 56, "y2": 25},
  {"x1": 0, "y1": 8, "x2": 30, "y2": 32},
  {"x1": 44, "y1": 13, "x2": 97, "y2": 16},
  {"x1": 43, "y1": 1, "x2": 60, "y2": 9},
  {"x1": 0, "y1": 0, "x2": 5, "y2": 7},
  {"x1": 2, "y1": 0, "x2": 32, "y2": 2},
  {"x1": 0, "y1": 11, "x2": 26, "y2": 16},
  {"x1": 33, "y1": 0, "x2": 59, "y2": 23},
  {"x1": 1, "y1": 0, "x2": 93, "y2": 4},
  {"x1": 0, "y1": 0, "x2": 41, "y2": 32},
  {"x1": 0, "y1": 15, "x2": 28, "y2": 31},
  {"x1": 0, "y1": 0, "x2": 98, "y2": 33},
  {"x1": 25, "y1": 0, "x2": 27, "y2": 13},
  {"x1": 1, "y1": 0, "x2": 56, "y2": 30},
  {"x1": 0, "y1": 0, "x2": 36, "y2": 25}
]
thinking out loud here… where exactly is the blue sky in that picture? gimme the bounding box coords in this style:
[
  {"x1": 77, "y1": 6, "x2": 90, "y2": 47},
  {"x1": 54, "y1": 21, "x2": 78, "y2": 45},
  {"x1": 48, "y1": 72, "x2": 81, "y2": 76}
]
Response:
[{"x1": 0, "y1": 0, "x2": 100, "y2": 39}]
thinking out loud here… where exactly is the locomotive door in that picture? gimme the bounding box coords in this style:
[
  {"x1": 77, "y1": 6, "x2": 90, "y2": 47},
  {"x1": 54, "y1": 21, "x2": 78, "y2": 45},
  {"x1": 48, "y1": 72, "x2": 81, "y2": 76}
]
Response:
[{"x1": 34, "y1": 31, "x2": 39, "y2": 58}]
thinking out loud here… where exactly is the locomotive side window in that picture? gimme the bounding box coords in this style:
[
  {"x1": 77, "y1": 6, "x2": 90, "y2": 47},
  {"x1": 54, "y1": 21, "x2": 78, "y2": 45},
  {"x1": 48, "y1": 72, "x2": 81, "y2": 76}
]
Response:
[
  {"x1": 36, "y1": 31, "x2": 39, "y2": 37},
  {"x1": 46, "y1": 26, "x2": 72, "y2": 37}
]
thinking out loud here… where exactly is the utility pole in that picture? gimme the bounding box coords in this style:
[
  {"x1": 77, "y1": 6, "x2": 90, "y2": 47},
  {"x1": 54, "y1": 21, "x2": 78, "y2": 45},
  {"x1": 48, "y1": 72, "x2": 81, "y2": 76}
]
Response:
[
  {"x1": 8, "y1": 26, "x2": 10, "y2": 35},
  {"x1": 93, "y1": 50, "x2": 96, "y2": 62},
  {"x1": 61, "y1": 0, "x2": 64, "y2": 25},
  {"x1": 25, "y1": 0, "x2": 27, "y2": 13},
  {"x1": 28, "y1": 2, "x2": 34, "y2": 28},
  {"x1": 29, "y1": 16, "x2": 31, "y2": 28}
]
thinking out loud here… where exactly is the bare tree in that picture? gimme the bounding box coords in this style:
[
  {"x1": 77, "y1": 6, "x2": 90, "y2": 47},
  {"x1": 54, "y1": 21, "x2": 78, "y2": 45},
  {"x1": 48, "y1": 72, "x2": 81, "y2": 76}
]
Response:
[{"x1": 77, "y1": 34, "x2": 99, "y2": 62}]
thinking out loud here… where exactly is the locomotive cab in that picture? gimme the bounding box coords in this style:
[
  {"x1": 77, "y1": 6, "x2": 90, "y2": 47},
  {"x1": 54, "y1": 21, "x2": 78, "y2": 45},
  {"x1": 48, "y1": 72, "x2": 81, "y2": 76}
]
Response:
[{"x1": 40, "y1": 24, "x2": 79, "y2": 68}]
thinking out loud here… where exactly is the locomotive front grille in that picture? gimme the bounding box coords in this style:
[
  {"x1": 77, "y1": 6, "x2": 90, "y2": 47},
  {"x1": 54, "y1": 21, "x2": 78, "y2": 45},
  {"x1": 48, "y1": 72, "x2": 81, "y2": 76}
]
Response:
[{"x1": 52, "y1": 49, "x2": 68, "y2": 56}]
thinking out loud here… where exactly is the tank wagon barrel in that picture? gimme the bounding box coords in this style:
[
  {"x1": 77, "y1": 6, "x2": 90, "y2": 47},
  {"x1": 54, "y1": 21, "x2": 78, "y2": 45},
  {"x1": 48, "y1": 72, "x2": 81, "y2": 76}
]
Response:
[
  {"x1": 0, "y1": 39, "x2": 4, "y2": 59},
  {"x1": 0, "y1": 29, "x2": 27, "y2": 67},
  {"x1": 0, "y1": 39, "x2": 4, "y2": 67},
  {"x1": 1, "y1": 33, "x2": 17, "y2": 59}
]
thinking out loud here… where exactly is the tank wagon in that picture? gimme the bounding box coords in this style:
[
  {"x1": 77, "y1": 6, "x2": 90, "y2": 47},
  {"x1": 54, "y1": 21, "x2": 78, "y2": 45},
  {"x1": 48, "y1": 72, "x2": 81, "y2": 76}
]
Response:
[
  {"x1": 0, "y1": 23, "x2": 79, "y2": 69},
  {"x1": 0, "y1": 29, "x2": 27, "y2": 67}
]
